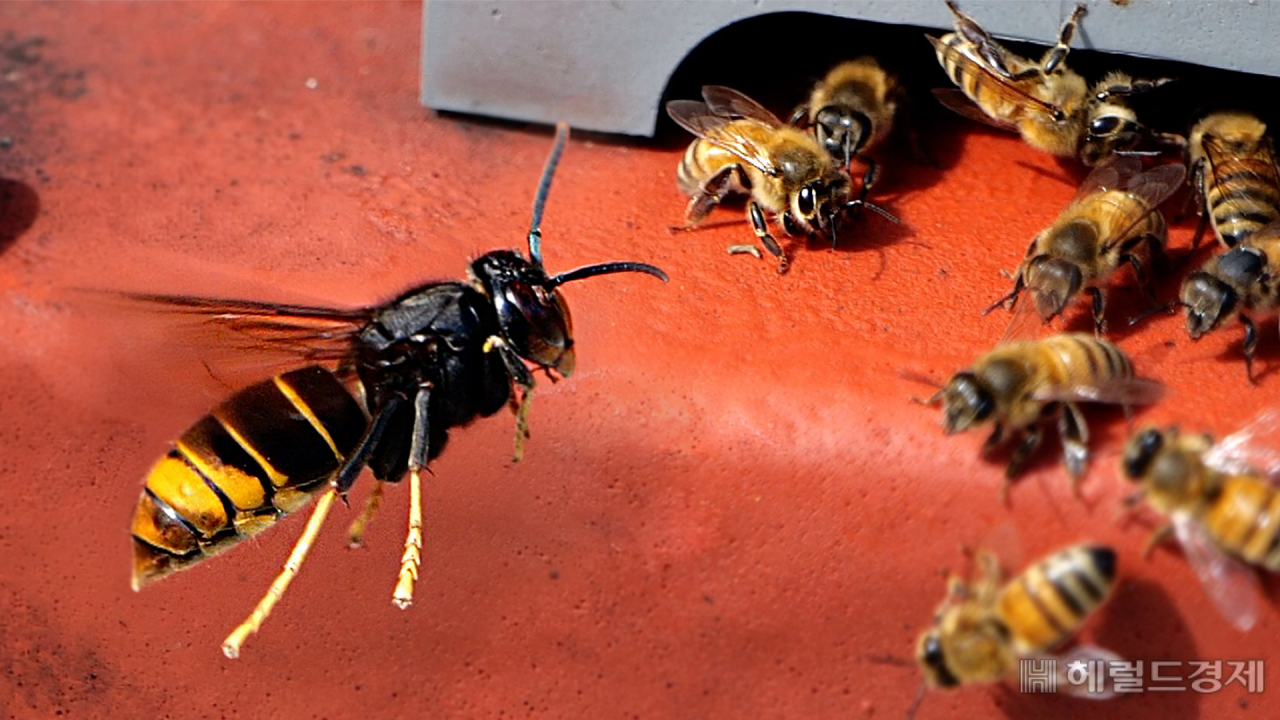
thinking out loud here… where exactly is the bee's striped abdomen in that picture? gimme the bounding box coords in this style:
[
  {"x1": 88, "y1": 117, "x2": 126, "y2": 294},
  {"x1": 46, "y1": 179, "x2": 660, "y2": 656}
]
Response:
[
  {"x1": 1207, "y1": 476, "x2": 1280, "y2": 570},
  {"x1": 998, "y1": 545, "x2": 1116, "y2": 653},
  {"x1": 1206, "y1": 159, "x2": 1280, "y2": 248},
  {"x1": 937, "y1": 34, "x2": 978, "y2": 99},
  {"x1": 1040, "y1": 334, "x2": 1133, "y2": 390},
  {"x1": 130, "y1": 366, "x2": 367, "y2": 589},
  {"x1": 676, "y1": 140, "x2": 712, "y2": 197}
]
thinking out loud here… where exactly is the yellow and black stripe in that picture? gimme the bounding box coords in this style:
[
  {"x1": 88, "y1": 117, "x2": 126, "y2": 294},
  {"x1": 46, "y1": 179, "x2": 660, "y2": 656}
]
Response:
[
  {"x1": 997, "y1": 544, "x2": 1116, "y2": 652},
  {"x1": 130, "y1": 366, "x2": 366, "y2": 589},
  {"x1": 1193, "y1": 112, "x2": 1280, "y2": 248},
  {"x1": 1206, "y1": 477, "x2": 1280, "y2": 570},
  {"x1": 1035, "y1": 334, "x2": 1133, "y2": 388}
]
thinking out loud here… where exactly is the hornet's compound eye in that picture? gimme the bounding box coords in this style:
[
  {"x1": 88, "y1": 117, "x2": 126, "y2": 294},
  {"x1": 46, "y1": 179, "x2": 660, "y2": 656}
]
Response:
[{"x1": 495, "y1": 280, "x2": 575, "y2": 376}]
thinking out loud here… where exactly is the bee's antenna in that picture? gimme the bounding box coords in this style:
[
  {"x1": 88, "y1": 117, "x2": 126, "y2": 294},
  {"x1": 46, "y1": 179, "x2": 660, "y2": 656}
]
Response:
[
  {"x1": 528, "y1": 122, "x2": 571, "y2": 269},
  {"x1": 845, "y1": 198, "x2": 900, "y2": 225}
]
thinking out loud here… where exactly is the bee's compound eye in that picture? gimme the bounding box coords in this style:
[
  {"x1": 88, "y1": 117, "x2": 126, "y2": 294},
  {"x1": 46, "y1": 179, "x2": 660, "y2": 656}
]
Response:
[
  {"x1": 798, "y1": 186, "x2": 816, "y2": 216},
  {"x1": 1089, "y1": 115, "x2": 1122, "y2": 136},
  {"x1": 1123, "y1": 429, "x2": 1163, "y2": 479}
]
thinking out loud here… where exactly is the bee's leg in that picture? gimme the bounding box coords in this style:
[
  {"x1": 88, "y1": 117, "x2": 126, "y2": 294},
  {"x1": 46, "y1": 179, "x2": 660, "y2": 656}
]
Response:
[
  {"x1": 222, "y1": 487, "x2": 339, "y2": 659},
  {"x1": 1143, "y1": 523, "x2": 1174, "y2": 558},
  {"x1": 983, "y1": 272, "x2": 1025, "y2": 315},
  {"x1": 748, "y1": 201, "x2": 788, "y2": 274},
  {"x1": 1040, "y1": 4, "x2": 1086, "y2": 75},
  {"x1": 1113, "y1": 489, "x2": 1145, "y2": 525},
  {"x1": 1086, "y1": 286, "x2": 1106, "y2": 336},
  {"x1": 945, "y1": 0, "x2": 1017, "y2": 79},
  {"x1": 981, "y1": 422, "x2": 1005, "y2": 455},
  {"x1": 1187, "y1": 161, "x2": 1210, "y2": 248},
  {"x1": 347, "y1": 479, "x2": 386, "y2": 548},
  {"x1": 1118, "y1": 242, "x2": 1162, "y2": 309},
  {"x1": 483, "y1": 335, "x2": 537, "y2": 461},
  {"x1": 856, "y1": 157, "x2": 879, "y2": 204},
  {"x1": 1242, "y1": 314, "x2": 1259, "y2": 384},
  {"x1": 1095, "y1": 76, "x2": 1177, "y2": 100},
  {"x1": 392, "y1": 385, "x2": 433, "y2": 610},
  {"x1": 1002, "y1": 425, "x2": 1043, "y2": 502},
  {"x1": 1057, "y1": 401, "x2": 1090, "y2": 495},
  {"x1": 686, "y1": 165, "x2": 741, "y2": 225},
  {"x1": 787, "y1": 104, "x2": 810, "y2": 127}
]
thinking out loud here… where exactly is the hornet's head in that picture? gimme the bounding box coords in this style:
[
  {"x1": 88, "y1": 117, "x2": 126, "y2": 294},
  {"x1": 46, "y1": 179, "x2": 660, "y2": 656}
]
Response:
[{"x1": 471, "y1": 123, "x2": 668, "y2": 377}]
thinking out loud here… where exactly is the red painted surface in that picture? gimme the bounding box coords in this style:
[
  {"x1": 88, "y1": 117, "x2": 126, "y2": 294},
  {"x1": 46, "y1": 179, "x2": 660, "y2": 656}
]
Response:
[{"x1": 0, "y1": 3, "x2": 1275, "y2": 719}]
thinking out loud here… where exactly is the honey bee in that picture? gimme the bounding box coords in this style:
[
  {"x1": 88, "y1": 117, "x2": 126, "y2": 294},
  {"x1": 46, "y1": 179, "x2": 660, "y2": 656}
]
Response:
[
  {"x1": 788, "y1": 57, "x2": 901, "y2": 171},
  {"x1": 916, "y1": 333, "x2": 1163, "y2": 500},
  {"x1": 667, "y1": 85, "x2": 897, "y2": 274},
  {"x1": 1180, "y1": 218, "x2": 1280, "y2": 383},
  {"x1": 917, "y1": 544, "x2": 1121, "y2": 696},
  {"x1": 987, "y1": 156, "x2": 1185, "y2": 335},
  {"x1": 1120, "y1": 413, "x2": 1280, "y2": 631},
  {"x1": 1188, "y1": 111, "x2": 1280, "y2": 249},
  {"x1": 127, "y1": 124, "x2": 668, "y2": 657},
  {"x1": 928, "y1": 1, "x2": 1173, "y2": 165}
]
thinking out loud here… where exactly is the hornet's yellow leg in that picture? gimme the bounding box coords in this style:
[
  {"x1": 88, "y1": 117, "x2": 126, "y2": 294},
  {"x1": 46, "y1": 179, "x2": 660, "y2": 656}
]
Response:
[
  {"x1": 223, "y1": 488, "x2": 337, "y2": 659},
  {"x1": 347, "y1": 480, "x2": 387, "y2": 548},
  {"x1": 392, "y1": 468, "x2": 423, "y2": 609}
]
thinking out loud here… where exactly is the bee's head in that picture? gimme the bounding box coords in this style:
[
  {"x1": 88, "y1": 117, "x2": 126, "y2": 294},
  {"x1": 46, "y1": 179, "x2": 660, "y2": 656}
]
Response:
[
  {"x1": 1121, "y1": 426, "x2": 1210, "y2": 502},
  {"x1": 1081, "y1": 109, "x2": 1143, "y2": 165},
  {"x1": 791, "y1": 174, "x2": 851, "y2": 239},
  {"x1": 1025, "y1": 256, "x2": 1082, "y2": 321},
  {"x1": 1180, "y1": 269, "x2": 1239, "y2": 339},
  {"x1": 1080, "y1": 74, "x2": 1175, "y2": 165},
  {"x1": 474, "y1": 123, "x2": 667, "y2": 377},
  {"x1": 916, "y1": 631, "x2": 959, "y2": 689},
  {"x1": 813, "y1": 105, "x2": 871, "y2": 168},
  {"x1": 939, "y1": 372, "x2": 996, "y2": 434}
]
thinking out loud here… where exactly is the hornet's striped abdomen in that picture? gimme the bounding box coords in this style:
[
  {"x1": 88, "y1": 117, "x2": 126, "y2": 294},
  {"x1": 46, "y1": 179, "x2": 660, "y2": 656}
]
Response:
[
  {"x1": 130, "y1": 366, "x2": 367, "y2": 589},
  {"x1": 997, "y1": 544, "x2": 1116, "y2": 653}
]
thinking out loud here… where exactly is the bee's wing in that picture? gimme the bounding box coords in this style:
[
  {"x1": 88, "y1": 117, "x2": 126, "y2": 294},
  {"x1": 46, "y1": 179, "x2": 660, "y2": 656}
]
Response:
[
  {"x1": 1204, "y1": 409, "x2": 1280, "y2": 480},
  {"x1": 1086, "y1": 161, "x2": 1186, "y2": 253},
  {"x1": 1031, "y1": 376, "x2": 1165, "y2": 406},
  {"x1": 700, "y1": 86, "x2": 783, "y2": 127},
  {"x1": 1069, "y1": 156, "x2": 1144, "y2": 202},
  {"x1": 1043, "y1": 645, "x2": 1126, "y2": 699},
  {"x1": 925, "y1": 35, "x2": 1064, "y2": 125},
  {"x1": 1123, "y1": 162, "x2": 1187, "y2": 208},
  {"x1": 995, "y1": 287, "x2": 1049, "y2": 345},
  {"x1": 666, "y1": 100, "x2": 782, "y2": 177},
  {"x1": 101, "y1": 291, "x2": 370, "y2": 368},
  {"x1": 930, "y1": 89, "x2": 1018, "y2": 132},
  {"x1": 1202, "y1": 134, "x2": 1280, "y2": 230},
  {"x1": 1173, "y1": 512, "x2": 1259, "y2": 632}
]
